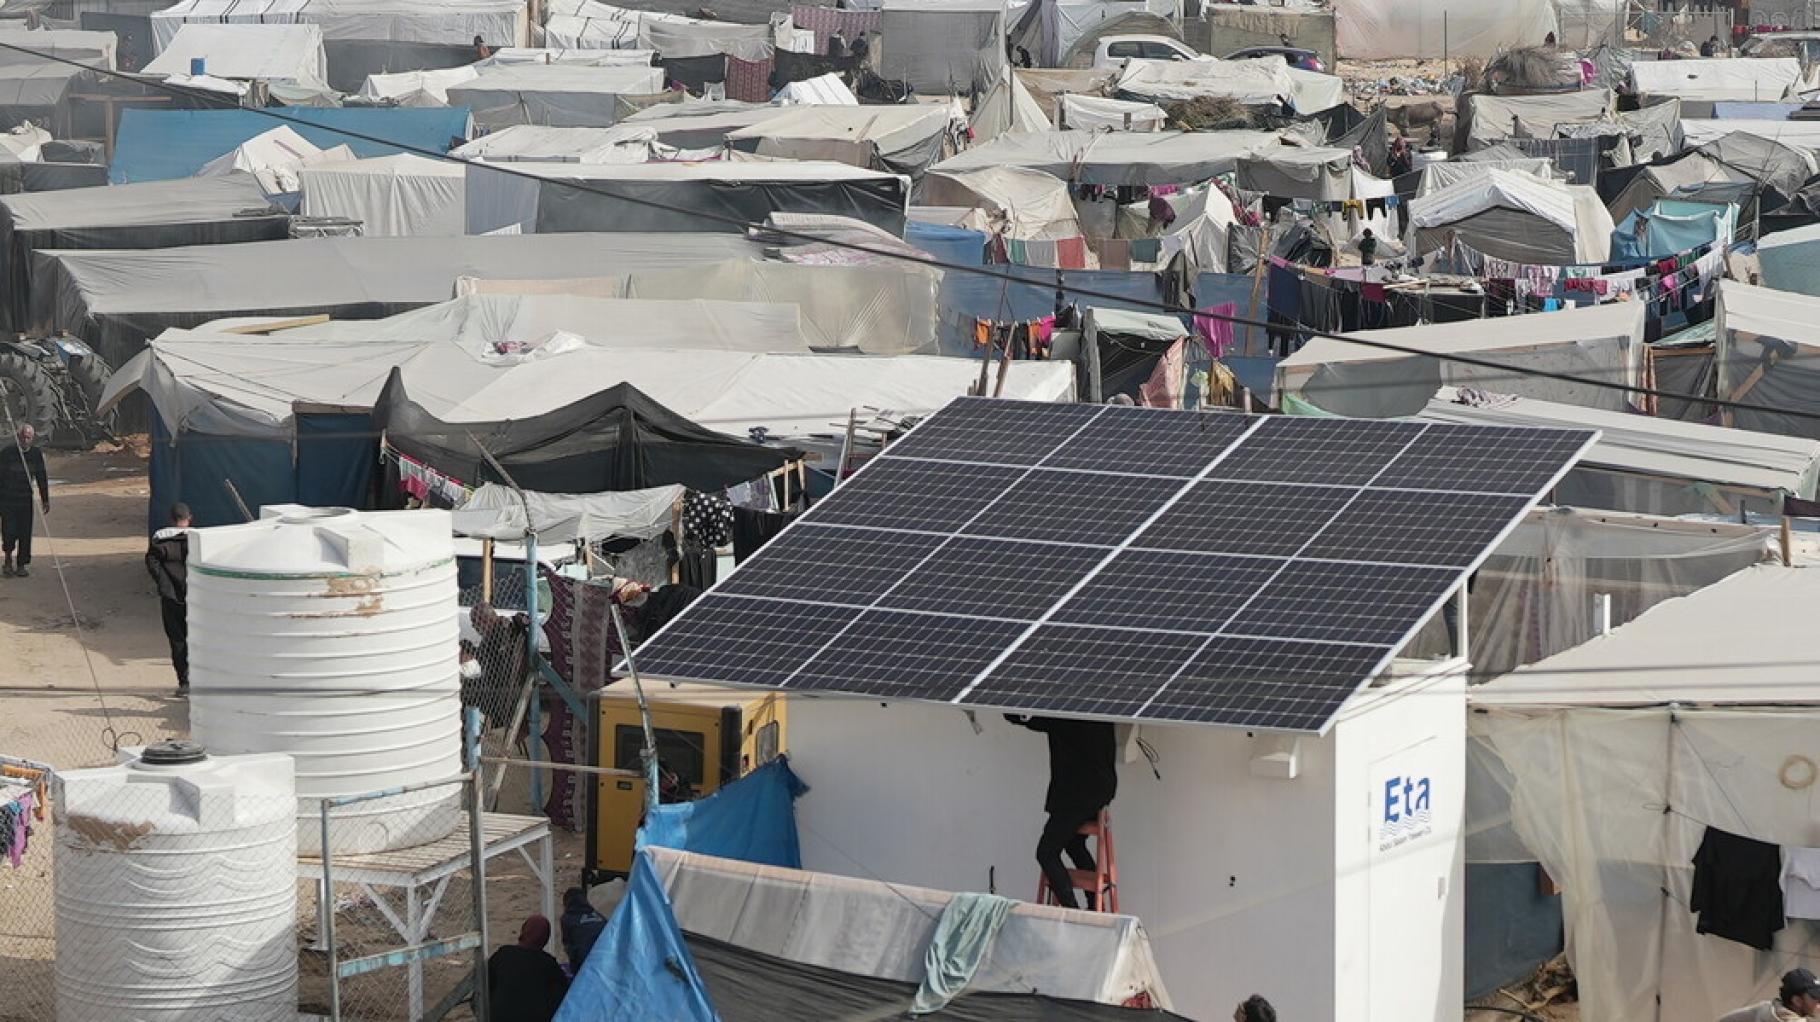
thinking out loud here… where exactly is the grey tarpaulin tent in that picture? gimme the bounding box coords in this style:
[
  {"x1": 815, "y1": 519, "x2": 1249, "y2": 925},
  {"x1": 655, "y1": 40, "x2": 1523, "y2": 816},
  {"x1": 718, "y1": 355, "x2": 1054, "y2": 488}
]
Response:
[
  {"x1": 444, "y1": 63, "x2": 666, "y2": 130},
  {"x1": 879, "y1": 0, "x2": 1006, "y2": 94},
  {"x1": 725, "y1": 105, "x2": 952, "y2": 178},
  {"x1": 0, "y1": 171, "x2": 289, "y2": 332},
  {"x1": 930, "y1": 129, "x2": 1282, "y2": 186}
]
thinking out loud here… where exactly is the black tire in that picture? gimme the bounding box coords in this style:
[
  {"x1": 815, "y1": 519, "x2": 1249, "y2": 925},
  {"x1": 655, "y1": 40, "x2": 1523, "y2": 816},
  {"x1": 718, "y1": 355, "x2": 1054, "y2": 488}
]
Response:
[
  {"x1": 66, "y1": 350, "x2": 114, "y2": 431},
  {"x1": 0, "y1": 347, "x2": 54, "y2": 439}
]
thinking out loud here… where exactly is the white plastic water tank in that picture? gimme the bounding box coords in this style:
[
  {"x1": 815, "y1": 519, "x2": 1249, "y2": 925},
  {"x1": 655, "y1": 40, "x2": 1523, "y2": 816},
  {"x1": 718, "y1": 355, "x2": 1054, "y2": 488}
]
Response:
[
  {"x1": 54, "y1": 741, "x2": 297, "y2": 1022},
  {"x1": 188, "y1": 506, "x2": 465, "y2": 854}
]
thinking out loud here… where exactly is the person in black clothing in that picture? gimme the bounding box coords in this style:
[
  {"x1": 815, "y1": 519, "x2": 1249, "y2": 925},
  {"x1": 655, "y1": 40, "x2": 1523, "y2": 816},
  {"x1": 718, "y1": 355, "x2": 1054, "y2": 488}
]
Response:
[
  {"x1": 1358, "y1": 228, "x2": 1379, "y2": 266},
  {"x1": 559, "y1": 887, "x2": 607, "y2": 972},
  {"x1": 145, "y1": 502, "x2": 192, "y2": 697},
  {"x1": 1234, "y1": 994, "x2": 1277, "y2": 1022},
  {"x1": 488, "y1": 915, "x2": 569, "y2": 1022},
  {"x1": 0, "y1": 424, "x2": 48, "y2": 578},
  {"x1": 1387, "y1": 136, "x2": 1413, "y2": 178},
  {"x1": 1006, "y1": 715, "x2": 1117, "y2": 910},
  {"x1": 1701, "y1": 34, "x2": 1721, "y2": 57}
]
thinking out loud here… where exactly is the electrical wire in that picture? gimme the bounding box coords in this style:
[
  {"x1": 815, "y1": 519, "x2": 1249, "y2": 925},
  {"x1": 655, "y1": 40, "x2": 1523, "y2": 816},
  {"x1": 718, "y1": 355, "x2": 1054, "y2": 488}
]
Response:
[{"x1": 7, "y1": 39, "x2": 1820, "y2": 426}]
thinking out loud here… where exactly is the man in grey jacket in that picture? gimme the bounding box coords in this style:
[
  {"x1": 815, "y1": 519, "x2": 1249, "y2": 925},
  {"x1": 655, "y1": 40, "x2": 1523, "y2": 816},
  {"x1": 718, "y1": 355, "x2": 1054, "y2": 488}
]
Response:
[{"x1": 1719, "y1": 968, "x2": 1820, "y2": 1021}]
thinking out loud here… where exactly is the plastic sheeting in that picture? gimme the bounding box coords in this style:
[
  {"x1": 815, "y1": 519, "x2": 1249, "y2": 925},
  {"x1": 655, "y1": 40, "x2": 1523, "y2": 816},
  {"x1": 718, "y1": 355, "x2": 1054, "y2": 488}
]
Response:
[
  {"x1": 1461, "y1": 89, "x2": 1615, "y2": 151},
  {"x1": 444, "y1": 64, "x2": 663, "y2": 130},
  {"x1": 464, "y1": 160, "x2": 910, "y2": 235},
  {"x1": 108, "y1": 107, "x2": 472, "y2": 184},
  {"x1": 1408, "y1": 167, "x2": 1613, "y2": 264},
  {"x1": 143, "y1": 23, "x2": 328, "y2": 90},
  {"x1": 1236, "y1": 145, "x2": 1351, "y2": 200},
  {"x1": 638, "y1": 757, "x2": 808, "y2": 868},
  {"x1": 931, "y1": 129, "x2": 1281, "y2": 186},
  {"x1": 1415, "y1": 158, "x2": 1557, "y2": 198},
  {"x1": 150, "y1": 0, "x2": 524, "y2": 50},
  {"x1": 1611, "y1": 199, "x2": 1733, "y2": 260},
  {"x1": 197, "y1": 125, "x2": 353, "y2": 197},
  {"x1": 1335, "y1": 0, "x2": 1556, "y2": 59},
  {"x1": 879, "y1": 0, "x2": 1006, "y2": 94},
  {"x1": 1680, "y1": 118, "x2": 1820, "y2": 151},
  {"x1": 638, "y1": 17, "x2": 776, "y2": 60},
  {"x1": 1115, "y1": 56, "x2": 1344, "y2": 114},
  {"x1": 454, "y1": 482, "x2": 682, "y2": 542},
  {"x1": 1278, "y1": 300, "x2": 1647, "y2": 417},
  {"x1": 356, "y1": 64, "x2": 478, "y2": 104},
  {"x1": 554, "y1": 852, "x2": 718, "y2": 1022},
  {"x1": 1470, "y1": 564, "x2": 1820, "y2": 1022},
  {"x1": 449, "y1": 123, "x2": 660, "y2": 163},
  {"x1": 726, "y1": 105, "x2": 951, "y2": 176},
  {"x1": 0, "y1": 26, "x2": 115, "y2": 69},
  {"x1": 299, "y1": 154, "x2": 466, "y2": 236},
  {"x1": 1056, "y1": 93, "x2": 1161, "y2": 131},
  {"x1": 921, "y1": 165, "x2": 1081, "y2": 240},
  {"x1": 1713, "y1": 278, "x2": 1820, "y2": 442},
  {"x1": 1754, "y1": 221, "x2": 1820, "y2": 296},
  {"x1": 647, "y1": 846, "x2": 1174, "y2": 1008},
  {"x1": 970, "y1": 70, "x2": 1050, "y2": 142},
  {"x1": 1631, "y1": 56, "x2": 1805, "y2": 101}
]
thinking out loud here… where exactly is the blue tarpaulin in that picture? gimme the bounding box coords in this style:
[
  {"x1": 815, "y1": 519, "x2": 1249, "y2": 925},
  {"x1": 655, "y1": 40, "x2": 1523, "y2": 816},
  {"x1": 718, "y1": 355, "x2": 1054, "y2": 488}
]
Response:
[
  {"x1": 1612, "y1": 200, "x2": 1734, "y2": 260},
  {"x1": 937, "y1": 266, "x2": 1165, "y2": 355},
  {"x1": 637, "y1": 756, "x2": 808, "y2": 868},
  {"x1": 905, "y1": 220, "x2": 986, "y2": 268},
  {"x1": 554, "y1": 852, "x2": 718, "y2": 1022},
  {"x1": 149, "y1": 414, "x2": 376, "y2": 531},
  {"x1": 110, "y1": 107, "x2": 473, "y2": 183}
]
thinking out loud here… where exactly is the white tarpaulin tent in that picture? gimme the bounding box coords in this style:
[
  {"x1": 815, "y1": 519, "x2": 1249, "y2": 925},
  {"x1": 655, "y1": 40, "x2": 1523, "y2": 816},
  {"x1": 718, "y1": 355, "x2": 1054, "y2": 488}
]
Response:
[
  {"x1": 537, "y1": 0, "x2": 675, "y2": 49},
  {"x1": 1415, "y1": 158, "x2": 1557, "y2": 198},
  {"x1": 444, "y1": 63, "x2": 665, "y2": 130},
  {"x1": 144, "y1": 24, "x2": 329, "y2": 91},
  {"x1": 1336, "y1": 0, "x2": 1556, "y2": 59},
  {"x1": 931, "y1": 129, "x2": 1280, "y2": 186},
  {"x1": 1277, "y1": 299, "x2": 1647, "y2": 417},
  {"x1": 1236, "y1": 145, "x2": 1352, "y2": 200},
  {"x1": 450, "y1": 124, "x2": 662, "y2": 163},
  {"x1": 195, "y1": 124, "x2": 354, "y2": 196},
  {"x1": 971, "y1": 69, "x2": 1050, "y2": 142},
  {"x1": 776, "y1": 73, "x2": 859, "y2": 106},
  {"x1": 1462, "y1": 89, "x2": 1615, "y2": 150},
  {"x1": 921, "y1": 165, "x2": 1082, "y2": 239},
  {"x1": 357, "y1": 65, "x2": 479, "y2": 105},
  {"x1": 1680, "y1": 119, "x2": 1820, "y2": 151},
  {"x1": 647, "y1": 846, "x2": 1173, "y2": 1009},
  {"x1": 453, "y1": 482, "x2": 683, "y2": 543},
  {"x1": 725, "y1": 105, "x2": 952, "y2": 176},
  {"x1": 1408, "y1": 167, "x2": 1614, "y2": 264},
  {"x1": 1057, "y1": 93, "x2": 1162, "y2": 131},
  {"x1": 150, "y1": 0, "x2": 526, "y2": 50},
  {"x1": 1631, "y1": 56, "x2": 1808, "y2": 101},
  {"x1": 1713, "y1": 279, "x2": 1820, "y2": 441},
  {"x1": 1470, "y1": 564, "x2": 1820, "y2": 1022},
  {"x1": 299, "y1": 154, "x2": 466, "y2": 236},
  {"x1": 477, "y1": 47, "x2": 659, "y2": 66},
  {"x1": 1115, "y1": 56, "x2": 1344, "y2": 114},
  {"x1": 637, "y1": 17, "x2": 778, "y2": 60},
  {"x1": 0, "y1": 27, "x2": 115, "y2": 70},
  {"x1": 879, "y1": 0, "x2": 1007, "y2": 94},
  {"x1": 1418, "y1": 387, "x2": 1820, "y2": 517}
]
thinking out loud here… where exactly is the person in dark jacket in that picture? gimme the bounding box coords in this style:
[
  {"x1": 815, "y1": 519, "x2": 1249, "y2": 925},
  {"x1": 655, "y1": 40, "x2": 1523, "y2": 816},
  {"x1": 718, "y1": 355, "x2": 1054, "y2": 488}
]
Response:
[
  {"x1": 1006, "y1": 715, "x2": 1118, "y2": 910},
  {"x1": 145, "y1": 503, "x2": 191, "y2": 697},
  {"x1": 0, "y1": 424, "x2": 48, "y2": 578},
  {"x1": 559, "y1": 886, "x2": 607, "y2": 972},
  {"x1": 488, "y1": 915, "x2": 569, "y2": 1022}
]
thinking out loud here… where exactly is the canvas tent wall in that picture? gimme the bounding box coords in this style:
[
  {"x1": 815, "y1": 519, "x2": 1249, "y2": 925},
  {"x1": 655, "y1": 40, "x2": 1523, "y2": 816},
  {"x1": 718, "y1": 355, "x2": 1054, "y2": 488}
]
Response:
[
  {"x1": 0, "y1": 27, "x2": 116, "y2": 70},
  {"x1": 1470, "y1": 564, "x2": 1820, "y2": 1022},
  {"x1": 1236, "y1": 145, "x2": 1351, "y2": 200},
  {"x1": 356, "y1": 65, "x2": 479, "y2": 105},
  {"x1": 1680, "y1": 118, "x2": 1820, "y2": 152},
  {"x1": 1335, "y1": 0, "x2": 1556, "y2": 59},
  {"x1": 1056, "y1": 94, "x2": 1161, "y2": 131},
  {"x1": 34, "y1": 231, "x2": 761, "y2": 366},
  {"x1": 1417, "y1": 387, "x2": 1820, "y2": 518},
  {"x1": 1276, "y1": 299, "x2": 1647, "y2": 417},
  {"x1": 1631, "y1": 56, "x2": 1805, "y2": 102},
  {"x1": 108, "y1": 107, "x2": 473, "y2": 183},
  {"x1": 619, "y1": 101, "x2": 786, "y2": 148},
  {"x1": 1711, "y1": 278, "x2": 1820, "y2": 442},
  {"x1": 725, "y1": 105, "x2": 951, "y2": 177},
  {"x1": 1415, "y1": 158, "x2": 1557, "y2": 198},
  {"x1": 1754, "y1": 220, "x2": 1820, "y2": 296},
  {"x1": 444, "y1": 64, "x2": 664, "y2": 130},
  {"x1": 449, "y1": 124, "x2": 661, "y2": 163},
  {"x1": 299, "y1": 154, "x2": 466, "y2": 236},
  {"x1": 920, "y1": 165, "x2": 1082, "y2": 239},
  {"x1": 143, "y1": 24, "x2": 329, "y2": 91},
  {"x1": 970, "y1": 68, "x2": 1050, "y2": 142},
  {"x1": 878, "y1": 0, "x2": 1006, "y2": 94},
  {"x1": 1407, "y1": 168, "x2": 1614, "y2": 265},
  {"x1": 464, "y1": 160, "x2": 910, "y2": 235},
  {"x1": 0, "y1": 171, "x2": 290, "y2": 333},
  {"x1": 1458, "y1": 89, "x2": 1615, "y2": 151},
  {"x1": 930, "y1": 129, "x2": 1282, "y2": 186},
  {"x1": 1114, "y1": 56, "x2": 1345, "y2": 115}
]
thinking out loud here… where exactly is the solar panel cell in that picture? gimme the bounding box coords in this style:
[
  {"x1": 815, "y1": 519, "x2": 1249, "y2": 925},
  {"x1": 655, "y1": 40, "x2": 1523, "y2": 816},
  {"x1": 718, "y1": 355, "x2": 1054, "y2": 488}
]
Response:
[
  {"x1": 880, "y1": 537, "x2": 1106, "y2": 620},
  {"x1": 717, "y1": 525, "x2": 936, "y2": 605},
  {"x1": 1052, "y1": 550, "x2": 1281, "y2": 633},
  {"x1": 884, "y1": 398, "x2": 1104, "y2": 465},
  {"x1": 1300, "y1": 490, "x2": 1533, "y2": 566},
  {"x1": 791, "y1": 610, "x2": 1026, "y2": 701},
  {"x1": 1209, "y1": 416, "x2": 1424, "y2": 486},
  {"x1": 960, "y1": 625, "x2": 1209, "y2": 718},
  {"x1": 963, "y1": 469, "x2": 1184, "y2": 546},
  {"x1": 1221, "y1": 560, "x2": 1462, "y2": 645},
  {"x1": 1133, "y1": 480, "x2": 1355, "y2": 557},
  {"x1": 631, "y1": 596, "x2": 860, "y2": 689},
  {"x1": 810, "y1": 458, "x2": 1024, "y2": 533},
  {"x1": 1043, "y1": 405, "x2": 1254, "y2": 477}
]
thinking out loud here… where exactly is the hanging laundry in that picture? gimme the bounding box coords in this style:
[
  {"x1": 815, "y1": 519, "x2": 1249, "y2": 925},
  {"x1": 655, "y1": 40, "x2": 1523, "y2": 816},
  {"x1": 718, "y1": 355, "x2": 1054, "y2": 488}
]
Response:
[
  {"x1": 1782, "y1": 848, "x2": 1820, "y2": 920},
  {"x1": 726, "y1": 477, "x2": 777, "y2": 512},
  {"x1": 1691, "y1": 825, "x2": 1785, "y2": 951},
  {"x1": 1193, "y1": 302, "x2": 1237, "y2": 358},
  {"x1": 1138, "y1": 336, "x2": 1188, "y2": 409},
  {"x1": 682, "y1": 491, "x2": 734, "y2": 548},
  {"x1": 0, "y1": 792, "x2": 33, "y2": 868}
]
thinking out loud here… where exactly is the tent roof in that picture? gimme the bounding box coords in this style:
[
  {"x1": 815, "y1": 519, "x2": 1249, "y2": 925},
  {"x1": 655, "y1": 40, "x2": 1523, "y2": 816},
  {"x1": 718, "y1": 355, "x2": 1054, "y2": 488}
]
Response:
[
  {"x1": 1631, "y1": 56, "x2": 1803, "y2": 100},
  {"x1": 1418, "y1": 387, "x2": 1820, "y2": 497},
  {"x1": 448, "y1": 62, "x2": 663, "y2": 95},
  {"x1": 0, "y1": 171, "x2": 279, "y2": 231},
  {"x1": 484, "y1": 159, "x2": 903, "y2": 184},
  {"x1": 931, "y1": 129, "x2": 1281, "y2": 186},
  {"x1": 0, "y1": 27, "x2": 115, "y2": 68},
  {"x1": 1681, "y1": 119, "x2": 1820, "y2": 152},
  {"x1": 1717, "y1": 277, "x2": 1820, "y2": 352},
  {"x1": 299, "y1": 152, "x2": 467, "y2": 180},
  {"x1": 726, "y1": 105, "x2": 949, "y2": 147},
  {"x1": 1283, "y1": 299, "x2": 1646, "y2": 370},
  {"x1": 1472, "y1": 564, "x2": 1820, "y2": 708},
  {"x1": 1115, "y1": 55, "x2": 1344, "y2": 113},
  {"x1": 449, "y1": 124, "x2": 659, "y2": 162},
  {"x1": 1409, "y1": 166, "x2": 1577, "y2": 233},
  {"x1": 143, "y1": 23, "x2": 328, "y2": 90}
]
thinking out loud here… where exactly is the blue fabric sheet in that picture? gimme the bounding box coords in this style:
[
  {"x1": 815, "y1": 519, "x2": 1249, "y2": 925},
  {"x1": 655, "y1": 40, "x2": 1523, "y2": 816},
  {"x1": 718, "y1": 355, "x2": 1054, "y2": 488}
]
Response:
[
  {"x1": 905, "y1": 220, "x2": 986, "y2": 268},
  {"x1": 936, "y1": 266, "x2": 1165, "y2": 355},
  {"x1": 554, "y1": 852, "x2": 718, "y2": 1022},
  {"x1": 637, "y1": 756, "x2": 808, "y2": 868},
  {"x1": 295, "y1": 412, "x2": 375, "y2": 510},
  {"x1": 910, "y1": 893, "x2": 1015, "y2": 1015},
  {"x1": 150, "y1": 418, "x2": 296, "y2": 531},
  {"x1": 110, "y1": 107, "x2": 473, "y2": 183},
  {"x1": 1612, "y1": 202, "x2": 1733, "y2": 259}
]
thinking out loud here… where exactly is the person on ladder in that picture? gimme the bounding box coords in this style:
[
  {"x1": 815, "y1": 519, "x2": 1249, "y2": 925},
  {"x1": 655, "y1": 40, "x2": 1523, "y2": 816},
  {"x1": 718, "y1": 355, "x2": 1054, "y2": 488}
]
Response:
[{"x1": 1006, "y1": 715, "x2": 1117, "y2": 910}]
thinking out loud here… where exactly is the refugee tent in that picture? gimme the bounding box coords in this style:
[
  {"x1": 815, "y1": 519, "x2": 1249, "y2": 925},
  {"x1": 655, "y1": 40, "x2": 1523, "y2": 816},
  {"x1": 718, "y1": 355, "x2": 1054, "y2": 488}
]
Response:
[
  {"x1": 1012, "y1": 0, "x2": 1179, "y2": 68},
  {"x1": 464, "y1": 160, "x2": 910, "y2": 235},
  {"x1": 1416, "y1": 387, "x2": 1820, "y2": 518},
  {"x1": 1277, "y1": 299, "x2": 1647, "y2": 417},
  {"x1": 1114, "y1": 56, "x2": 1345, "y2": 114},
  {"x1": 477, "y1": 47, "x2": 660, "y2": 67},
  {"x1": 450, "y1": 124, "x2": 663, "y2": 163},
  {"x1": 1458, "y1": 89, "x2": 1615, "y2": 151},
  {"x1": 1630, "y1": 56, "x2": 1807, "y2": 102},
  {"x1": 1415, "y1": 158, "x2": 1557, "y2": 198},
  {"x1": 143, "y1": 24, "x2": 329, "y2": 91},
  {"x1": 1335, "y1": 0, "x2": 1555, "y2": 59},
  {"x1": 195, "y1": 125, "x2": 353, "y2": 199},
  {"x1": 1711, "y1": 279, "x2": 1820, "y2": 441},
  {"x1": 1470, "y1": 563, "x2": 1820, "y2": 1022},
  {"x1": 444, "y1": 63, "x2": 665, "y2": 130},
  {"x1": 878, "y1": 0, "x2": 1006, "y2": 94},
  {"x1": 619, "y1": 101, "x2": 785, "y2": 148},
  {"x1": 299, "y1": 154, "x2": 466, "y2": 236},
  {"x1": 1078, "y1": 308, "x2": 1187, "y2": 402},
  {"x1": 0, "y1": 172, "x2": 289, "y2": 333},
  {"x1": 1013, "y1": 67, "x2": 1116, "y2": 122},
  {"x1": 1056, "y1": 94, "x2": 1162, "y2": 131},
  {"x1": 35, "y1": 231, "x2": 760, "y2": 365},
  {"x1": 637, "y1": 16, "x2": 777, "y2": 60},
  {"x1": 108, "y1": 107, "x2": 472, "y2": 183},
  {"x1": 970, "y1": 69, "x2": 1049, "y2": 142},
  {"x1": 356, "y1": 65, "x2": 479, "y2": 105},
  {"x1": 724, "y1": 105, "x2": 952, "y2": 177},
  {"x1": 1407, "y1": 167, "x2": 1614, "y2": 264},
  {"x1": 0, "y1": 27, "x2": 115, "y2": 70},
  {"x1": 1609, "y1": 198, "x2": 1734, "y2": 259},
  {"x1": 537, "y1": 0, "x2": 653, "y2": 49},
  {"x1": 920, "y1": 165, "x2": 1082, "y2": 239},
  {"x1": 1236, "y1": 145, "x2": 1351, "y2": 200},
  {"x1": 775, "y1": 73, "x2": 859, "y2": 107},
  {"x1": 930, "y1": 129, "x2": 1280, "y2": 186},
  {"x1": 1679, "y1": 118, "x2": 1820, "y2": 150}
]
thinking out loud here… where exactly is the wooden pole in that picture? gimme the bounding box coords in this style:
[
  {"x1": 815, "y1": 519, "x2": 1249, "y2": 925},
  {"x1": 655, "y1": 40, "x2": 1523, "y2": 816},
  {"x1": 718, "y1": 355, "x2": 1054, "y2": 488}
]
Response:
[
  {"x1": 992, "y1": 324, "x2": 1016, "y2": 397},
  {"x1": 1781, "y1": 514, "x2": 1794, "y2": 567},
  {"x1": 481, "y1": 538, "x2": 495, "y2": 603},
  {"x1": 1247, "y1": 227, "x2": 1273, "y2": 356}
]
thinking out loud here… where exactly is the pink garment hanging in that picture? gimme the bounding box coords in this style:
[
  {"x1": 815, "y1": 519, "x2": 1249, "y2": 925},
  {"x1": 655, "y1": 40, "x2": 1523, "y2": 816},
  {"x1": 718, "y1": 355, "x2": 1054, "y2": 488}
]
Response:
[
  {"x1": 1193, "y1": 301, "x2": 1237, "y2": 358},
  {"x1": 1138, "y1": 336, "x2": 1188, "y2": 409}
]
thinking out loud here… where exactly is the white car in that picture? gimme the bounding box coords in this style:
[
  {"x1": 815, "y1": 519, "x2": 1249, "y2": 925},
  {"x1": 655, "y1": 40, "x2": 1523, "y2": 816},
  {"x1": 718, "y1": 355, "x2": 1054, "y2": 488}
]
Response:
[{"x1": 1089, "y1": 34, "x2": 1200, "y2": 69}]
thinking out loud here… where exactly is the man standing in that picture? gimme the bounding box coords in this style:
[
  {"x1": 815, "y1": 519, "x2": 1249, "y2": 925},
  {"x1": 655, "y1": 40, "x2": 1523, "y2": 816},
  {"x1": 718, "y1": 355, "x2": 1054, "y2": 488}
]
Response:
[
  {"x1": 1719, "y1": 968, "x2": 1820, "y2": 1021},
  {"x1": 145, "y1": 503, "x2": 191, "y2": 697},
  {"x1": 0, "y1": 424, "x2": 48, "y2": 578},
  {"x1": 1006, "y1": 714, "x2": 1118, "y2": 910}
]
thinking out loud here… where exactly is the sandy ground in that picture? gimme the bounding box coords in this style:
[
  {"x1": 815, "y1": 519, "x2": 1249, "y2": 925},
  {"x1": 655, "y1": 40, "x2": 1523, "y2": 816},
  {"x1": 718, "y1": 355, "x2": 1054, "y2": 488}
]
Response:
[{"x1": 0, "y1": 444, "x2": 587, "y2": 1022}]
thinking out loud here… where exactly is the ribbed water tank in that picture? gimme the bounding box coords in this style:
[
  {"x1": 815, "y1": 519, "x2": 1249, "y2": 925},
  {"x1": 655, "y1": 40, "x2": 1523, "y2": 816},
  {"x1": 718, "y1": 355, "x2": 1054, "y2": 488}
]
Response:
[
  {"x1": 54, "y1": 741, "x2": 297, "y2": 1022},
  {"x1": 188, "y1": 506, "x2": 464, "y2": 854}
]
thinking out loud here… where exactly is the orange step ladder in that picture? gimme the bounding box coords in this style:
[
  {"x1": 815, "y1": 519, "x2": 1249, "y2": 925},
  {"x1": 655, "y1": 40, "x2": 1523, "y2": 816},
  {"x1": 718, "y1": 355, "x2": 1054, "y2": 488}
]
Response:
[{"x1": 1035, "y1": 810, "x2": 1118, "y2": 914}]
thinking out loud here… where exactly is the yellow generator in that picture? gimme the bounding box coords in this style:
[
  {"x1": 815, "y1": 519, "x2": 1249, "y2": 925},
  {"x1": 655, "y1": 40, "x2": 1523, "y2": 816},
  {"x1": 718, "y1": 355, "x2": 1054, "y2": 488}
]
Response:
[{"x1": 587, "y1": 683, "x2": 786, "y2": 879}]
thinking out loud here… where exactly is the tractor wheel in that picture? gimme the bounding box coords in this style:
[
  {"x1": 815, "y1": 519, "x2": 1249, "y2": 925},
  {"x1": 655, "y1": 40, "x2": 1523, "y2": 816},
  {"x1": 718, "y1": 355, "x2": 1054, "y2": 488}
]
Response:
[
  {"x1": 66, "y1": 350, "x2": 115, "y2": 432},
  {"x1": 0, "y1": 347, "x2": 54, "y2": 439}
]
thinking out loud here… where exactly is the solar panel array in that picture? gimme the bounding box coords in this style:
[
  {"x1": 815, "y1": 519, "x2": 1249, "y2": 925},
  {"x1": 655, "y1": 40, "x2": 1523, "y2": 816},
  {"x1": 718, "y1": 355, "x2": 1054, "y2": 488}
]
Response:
[{"x1": 632, "y1": 398, "x2": 1596, "y2": 732}]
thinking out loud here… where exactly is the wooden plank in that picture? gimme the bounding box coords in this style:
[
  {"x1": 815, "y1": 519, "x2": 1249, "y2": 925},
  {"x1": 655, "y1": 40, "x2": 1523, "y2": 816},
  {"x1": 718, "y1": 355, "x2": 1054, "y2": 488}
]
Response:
[{"x1": 219, "y1": 314, "x2": 331, "y2": 335}]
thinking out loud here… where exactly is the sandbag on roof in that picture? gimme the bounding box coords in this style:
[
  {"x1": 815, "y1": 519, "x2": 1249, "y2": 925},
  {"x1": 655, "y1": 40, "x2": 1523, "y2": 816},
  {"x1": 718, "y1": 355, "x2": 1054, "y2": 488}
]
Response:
[
  {"x1": 931, "y1": 129, "x2": 1280, "y2": 186},
  {"x1": 144, "y1": 24, "x2": 328, "y2": 91},
  {"x1": 1409, "y1": 167, "x2": 1613, "y2": 264},
  {"x1": 726, "y1": 105, "x2": 952, "y2": 176},
  {"x1": 445, "y1": 63, "x2": 666, "y2": 130}
]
